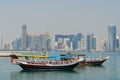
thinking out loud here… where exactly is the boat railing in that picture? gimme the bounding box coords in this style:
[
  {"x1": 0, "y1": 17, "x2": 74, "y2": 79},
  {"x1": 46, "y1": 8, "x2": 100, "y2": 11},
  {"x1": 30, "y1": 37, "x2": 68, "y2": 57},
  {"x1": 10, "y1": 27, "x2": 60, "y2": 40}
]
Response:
[
  {"x1": 13, "y1": 57, "x2": 79, "y2": 65},
  {"x1": 46, "y1": 60, "x2": 76, "y2": 65},
  {"x1": 27, "y1": 60, "x2": 72, "y2": 65},
  {"x1": 35, "y1": 60, "x2": 76, "y2": 65},
  {"x1": 85, "y1": 56, "x2": 106, "y2": 62}
]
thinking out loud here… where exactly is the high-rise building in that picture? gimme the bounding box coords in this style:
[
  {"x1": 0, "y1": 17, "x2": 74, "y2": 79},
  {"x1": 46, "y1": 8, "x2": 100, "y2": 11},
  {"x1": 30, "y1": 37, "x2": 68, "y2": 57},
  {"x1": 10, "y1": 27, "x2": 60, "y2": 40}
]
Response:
[
  {"x1": 12, "y1": 26, "x2": 52, "y2": 51},
  {"x1": 102, "y1": 40, "x2": 108, "y2": 51},
  {"x1": 55, "y1": 34, "x2": 83, "y2": 51},
  {"x1": 4, "y1": 43, "x2": 10, "y2": 50},
  {"x1": 22, "y1": 24, "x2": 28, "y2": 50},
  {"x1": 46, "y1": 39, "x2": 52, "y2": 51},
  {"x1": 86, "y1": 34, "x2": 91, "y2": 52},
  {"x1": 29, "y1": 34, "x2": 42, "y2": 51},
  {"x1": 80, "y1": 35, "x2": 86, "y2": 51},
  {"x1": 55, "y1": 34, "x2": 74, "y2": 50},
  {"x1": 40, "y1": 33, "x2": 52, "y2": 51},
  {"x1": 0, "y1": 35, "x2": 3, "y2": 50},
  {"x1": 86, "y1": 33, "x2": 97, "y2": 52},
  {"x1": 26, "y1": 33, "x2": 52, "y2": 51},
  {"x1": 91, "y1": 36, "x2": 96, "y2": 51},
  {"x1": 116, "y1": 36, "x2": 119, "y2": 51},
  {"x1": 74, "y1": 33, "x2": 82, "y2": 50},
  {"x1": 108, "y1": 25, "x2": 116, "y2": 51},
  {"x1": 12, "y1": 38, "x2": 21, "y2": 50}
]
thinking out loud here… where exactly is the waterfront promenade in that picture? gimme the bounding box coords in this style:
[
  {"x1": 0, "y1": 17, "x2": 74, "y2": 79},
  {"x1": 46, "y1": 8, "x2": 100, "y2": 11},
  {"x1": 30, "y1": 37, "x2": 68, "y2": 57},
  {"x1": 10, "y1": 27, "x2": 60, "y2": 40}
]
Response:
[
  {"x1": 0, "y1": 52, "x2": 12, "y2": 57},
  {"x1": 0, "y1": 51, "x2": 29, "y2": 57}
]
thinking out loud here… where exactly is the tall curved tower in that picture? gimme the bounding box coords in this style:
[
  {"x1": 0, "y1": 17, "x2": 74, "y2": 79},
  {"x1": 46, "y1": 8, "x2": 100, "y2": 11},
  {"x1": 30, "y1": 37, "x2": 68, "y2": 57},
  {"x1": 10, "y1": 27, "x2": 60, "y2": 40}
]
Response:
[{"x1": 108, "y1": 25, "x2": 116, "y2": 51}]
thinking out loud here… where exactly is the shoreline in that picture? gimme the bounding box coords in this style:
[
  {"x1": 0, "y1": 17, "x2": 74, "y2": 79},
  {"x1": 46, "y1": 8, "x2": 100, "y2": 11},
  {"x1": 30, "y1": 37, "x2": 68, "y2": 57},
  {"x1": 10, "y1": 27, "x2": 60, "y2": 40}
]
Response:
[
  {"x1": 0, "y1": 51, "x2": 120, "y2": 57},
  {"x1": 0, "y1": 53, "x2": 11, "y2": 57}
]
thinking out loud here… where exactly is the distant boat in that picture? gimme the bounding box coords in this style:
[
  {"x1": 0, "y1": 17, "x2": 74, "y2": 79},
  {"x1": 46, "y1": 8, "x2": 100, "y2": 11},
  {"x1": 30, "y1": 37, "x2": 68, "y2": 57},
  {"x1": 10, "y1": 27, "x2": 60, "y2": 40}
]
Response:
[
  {"x1": 9, "y1": 54, "x2": 84, "y2": 70},
  {"x1": 60, "y1": 53, "x2": 109, "y2": 66},
  {"x1": 80, "y1": 55, "x2": 109, "y2": 66}
]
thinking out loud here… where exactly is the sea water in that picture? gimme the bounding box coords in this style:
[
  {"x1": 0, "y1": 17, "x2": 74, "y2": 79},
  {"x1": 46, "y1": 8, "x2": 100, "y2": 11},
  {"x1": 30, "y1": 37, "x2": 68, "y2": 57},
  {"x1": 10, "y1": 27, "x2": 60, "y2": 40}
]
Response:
[{"x1": 0, "y1": 52, "x2": 120, "y2": 80}]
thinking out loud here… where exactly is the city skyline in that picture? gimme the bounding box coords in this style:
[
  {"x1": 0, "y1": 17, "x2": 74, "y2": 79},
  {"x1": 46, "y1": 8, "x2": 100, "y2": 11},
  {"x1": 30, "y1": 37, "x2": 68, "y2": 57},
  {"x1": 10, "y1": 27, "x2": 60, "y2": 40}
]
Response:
[{"x1": 0, "y1": 25, "x2": 120, "y2": 51}]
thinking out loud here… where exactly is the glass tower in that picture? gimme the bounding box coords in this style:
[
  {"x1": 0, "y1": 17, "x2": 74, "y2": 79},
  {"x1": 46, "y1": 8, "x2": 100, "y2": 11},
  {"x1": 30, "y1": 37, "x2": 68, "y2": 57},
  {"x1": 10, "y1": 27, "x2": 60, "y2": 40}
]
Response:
[
  {"x1": 86, "y1": 35, "x2": 91, "y2": 52},
  {"x1": 108, "y1": 25, "x2": 116, "y2": 51},
  {"x1": 22, "y1": 24, "x2": 27, "y2": 50}
]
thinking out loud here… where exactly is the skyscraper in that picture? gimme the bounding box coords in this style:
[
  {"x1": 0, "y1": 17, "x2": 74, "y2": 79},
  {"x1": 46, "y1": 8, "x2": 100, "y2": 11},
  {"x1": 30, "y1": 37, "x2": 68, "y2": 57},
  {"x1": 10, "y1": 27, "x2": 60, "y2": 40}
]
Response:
[
  {"x1": 55, "y1": 34, "x2": 74, "y2": 50},
  {"x1": 0, "y1": 35, "x2": 3, "y2": 50},
  {"x1": 22, "y1": 24, "x2": 27, "y2": 50},
  {"x1": 46, "y1": 38, "x2": 52, "y2": 51},
  {"x1": 86, "y1": 33, "x2": 97, "y2": 52},
  {"x1": 91, "y1": 35, "x2": 96, "y2": 51},
  {"x1": 80, "y1": 35, "x2": 86, "y2": 51},
  {"x1": 116, "y1": 36, "x2": 119, "y2": 51},
  {"x1": 86, "y1": 34, "x2": 91, "y2": 52},
  {"x1": 102, "y1": 40, "x2": 108, "y2": 51},
  {"x1": 108, "y1": 25, "x2": 116, "y2": 51},
  {"x1": 12, "y1": 38, "x2": 21, "y2": 50}
]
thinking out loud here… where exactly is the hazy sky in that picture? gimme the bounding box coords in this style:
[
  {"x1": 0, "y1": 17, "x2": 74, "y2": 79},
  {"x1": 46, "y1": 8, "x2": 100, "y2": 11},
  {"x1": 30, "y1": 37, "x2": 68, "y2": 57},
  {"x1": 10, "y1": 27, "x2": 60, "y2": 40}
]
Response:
[{"x1": 0, "y1": 0, "x2": 120, "y2": 45}]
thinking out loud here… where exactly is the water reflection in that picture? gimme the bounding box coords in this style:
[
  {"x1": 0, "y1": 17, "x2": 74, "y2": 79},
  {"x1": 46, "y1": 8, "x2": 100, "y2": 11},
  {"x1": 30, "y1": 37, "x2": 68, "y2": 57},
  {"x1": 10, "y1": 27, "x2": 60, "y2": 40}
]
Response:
[
  {"x1": 11, "y1": 70, "x2": 77, "y2": 80},
  {"x1": 75, "y1": 65, "x2": 106, "y2": 72},
  {"x1": 10, "y1": 65, "x2": 107, "y2": 80}
]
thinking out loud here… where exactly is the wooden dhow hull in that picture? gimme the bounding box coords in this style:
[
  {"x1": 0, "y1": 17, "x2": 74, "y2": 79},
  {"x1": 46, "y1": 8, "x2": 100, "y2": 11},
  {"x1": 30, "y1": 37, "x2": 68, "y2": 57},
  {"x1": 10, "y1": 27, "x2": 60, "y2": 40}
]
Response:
[
  {"x1": 10, "y1": 54, "x2": 83, "y2": 71},
  {"x1": 19, "y1": 62, "x2": 79, "y2": 70},
  {"x1": 81, "y1": 56, "x2": 109, "y2": 66}
]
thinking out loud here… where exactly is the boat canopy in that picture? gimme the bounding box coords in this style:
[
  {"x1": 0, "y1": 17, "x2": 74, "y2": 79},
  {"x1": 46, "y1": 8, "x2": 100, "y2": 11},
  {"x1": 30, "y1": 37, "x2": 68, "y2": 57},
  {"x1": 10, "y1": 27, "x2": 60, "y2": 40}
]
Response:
[
  {"x1": 12, "y1": 54, "x2": 70, "y2": 59},
  {"x1": 49, "y1": 56, "x2": 71, "y2": 58},
  {"x1": 14, "y1": 54, "x2": 49, "y2": 58}
]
